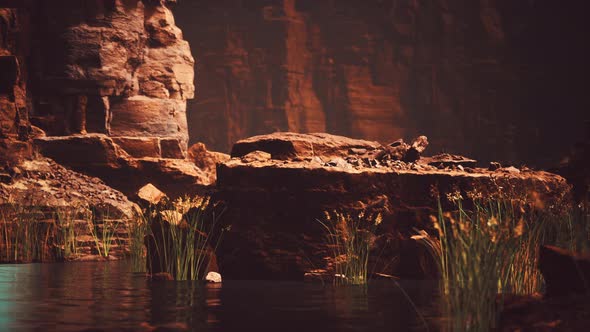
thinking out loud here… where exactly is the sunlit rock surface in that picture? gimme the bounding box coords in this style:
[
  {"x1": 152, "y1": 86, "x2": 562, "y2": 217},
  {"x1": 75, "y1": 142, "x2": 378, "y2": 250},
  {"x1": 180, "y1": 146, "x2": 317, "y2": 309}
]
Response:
[
  {"x1": 35, "y1": 134, "x2": 215, "y2": 198},
  {"x1": 0, "y1": 0, "x2": 221, "y2": 197}
]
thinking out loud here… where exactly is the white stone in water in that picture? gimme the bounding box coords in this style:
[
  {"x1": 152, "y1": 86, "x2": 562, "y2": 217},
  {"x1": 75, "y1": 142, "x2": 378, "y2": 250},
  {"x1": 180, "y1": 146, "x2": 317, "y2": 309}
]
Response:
[{"x1": 206, "y1": 271, "x2": 222, "y2": 283}]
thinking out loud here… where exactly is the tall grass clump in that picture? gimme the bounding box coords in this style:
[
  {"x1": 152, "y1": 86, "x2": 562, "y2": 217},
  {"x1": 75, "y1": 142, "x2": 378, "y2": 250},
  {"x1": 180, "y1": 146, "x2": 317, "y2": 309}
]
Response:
[
  {"x1": 318, "y1": 211, "x2": 381, "y2": 285},
  {"x1": 559, "y1": 203, "x2": 590, "y2": 253},
  {"x1": 145, "y1": 196, "x2": 224, "y2": 281},
  {"x1": 413, "y1": 192, "x2": 556, "y2": 331},
  {"x1": 128, "y1": 217, "x2": 148, "y2": 272},
  {"x1": 0, "y1": 204, "x2": 55, "y2": 263},
  {"x1": 55, "y1": 208, "x2": 79, "y2": 259},
  {"x1": 87, "y1": 207, "x2": 121, "y2": 258}
]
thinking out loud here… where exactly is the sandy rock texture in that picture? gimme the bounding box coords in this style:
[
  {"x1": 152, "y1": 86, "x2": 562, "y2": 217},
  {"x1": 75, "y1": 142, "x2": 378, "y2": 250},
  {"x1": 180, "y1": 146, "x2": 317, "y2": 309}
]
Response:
[
  {"x1": 215, "y1": 132, "x2": 571, "y2": 279},
  {"x1": 177, "y1": 0, "x2": 589, "y2": 169},
  {"x1": 27, "y1": 0, "x2": 194, "y2": 150}
]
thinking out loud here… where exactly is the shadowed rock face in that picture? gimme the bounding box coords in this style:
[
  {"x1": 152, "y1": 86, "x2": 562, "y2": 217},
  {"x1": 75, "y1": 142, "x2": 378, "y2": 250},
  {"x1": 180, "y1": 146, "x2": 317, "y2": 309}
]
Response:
[
  {"x1": 0, "y1": 8, "x2": 32, "y2": 166},
  {"x1": 176, "y1": 0, "x2": 589, "y2": 167},
  {"x1": 215, "y1": 133, "x2": 571, "y2": 279},
  {"x1": 0, "y1": 0, "x2": 223, "y2": 197},
  {"x1": 26, "y1": 0, "x2": 194, "y2": 150},
  {"x1": 539, "y1": 246, "x2": 590, "y2": 298}
]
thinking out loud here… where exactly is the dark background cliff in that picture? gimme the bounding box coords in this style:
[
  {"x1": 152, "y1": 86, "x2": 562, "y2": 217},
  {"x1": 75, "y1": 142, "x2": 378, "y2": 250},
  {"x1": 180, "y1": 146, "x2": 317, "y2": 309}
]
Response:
[{"x1": 174, "y1": 0, "x2": 589, "y2": 168}]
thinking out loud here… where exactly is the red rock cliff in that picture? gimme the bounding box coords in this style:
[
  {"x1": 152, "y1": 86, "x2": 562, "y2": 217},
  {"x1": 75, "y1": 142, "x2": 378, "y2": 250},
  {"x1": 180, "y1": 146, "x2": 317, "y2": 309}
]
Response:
[
  {"x1": 27, "y1": 0, "x2": 194, "y2": 156},
  {"x1": 175, "y1": 0, "x2": 589, "y2": 167}
]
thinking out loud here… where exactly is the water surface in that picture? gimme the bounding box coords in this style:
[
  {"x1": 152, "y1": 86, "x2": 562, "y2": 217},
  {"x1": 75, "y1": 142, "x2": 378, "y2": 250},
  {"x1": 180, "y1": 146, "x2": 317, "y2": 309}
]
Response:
[{"x1": 0, "y1": 261, "x2": 436, "y2": 331}]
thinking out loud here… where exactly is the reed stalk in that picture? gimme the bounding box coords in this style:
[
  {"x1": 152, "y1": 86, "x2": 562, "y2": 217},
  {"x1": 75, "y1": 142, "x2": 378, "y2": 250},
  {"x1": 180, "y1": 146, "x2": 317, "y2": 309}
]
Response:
[{"x1": 319, "y1": 211, "x2": 381, "y2": 285}]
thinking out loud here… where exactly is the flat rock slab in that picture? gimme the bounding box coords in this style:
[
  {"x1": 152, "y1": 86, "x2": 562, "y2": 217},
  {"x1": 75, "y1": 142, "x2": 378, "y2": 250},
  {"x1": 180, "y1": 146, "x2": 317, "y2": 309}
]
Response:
[
  {"x1": 215, "y1": 133, "x2": 570, "y2": 280},
  {"x1": 34, "y1": 134, "x2": 214, "y2": 198}
]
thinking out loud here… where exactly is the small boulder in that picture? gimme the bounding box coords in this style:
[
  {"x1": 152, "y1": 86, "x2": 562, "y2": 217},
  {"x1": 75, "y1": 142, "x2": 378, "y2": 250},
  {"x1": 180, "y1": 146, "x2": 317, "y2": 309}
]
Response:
[
  {"x1": 502, "y1": 166, "x2": 521, "y2": 174},
  {"x1": 489, "y1": 162, "x2": 502, "y2": 171},
  {"x1": 205, "y1": 271, "x2": 222, "y2": 283},
  {"x1": 137, "y1": 183, "x2": 168, "y2": 205}
]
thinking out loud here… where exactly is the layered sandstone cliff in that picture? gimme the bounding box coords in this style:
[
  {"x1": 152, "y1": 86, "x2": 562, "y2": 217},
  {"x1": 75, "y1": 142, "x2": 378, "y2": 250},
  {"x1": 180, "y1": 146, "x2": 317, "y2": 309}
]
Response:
[
  {"x1": 0, "y1": 7, "x2": 32, "y2": 166},
  {"x1": 7, "y1": 0, "x2": 223, "y2": 197},
  {"x1": 176, "y1": 0, "x2": 589, "y2": 167},
  {"x1": 28, "y1": 0, "x2": 193, "y2": 154}
]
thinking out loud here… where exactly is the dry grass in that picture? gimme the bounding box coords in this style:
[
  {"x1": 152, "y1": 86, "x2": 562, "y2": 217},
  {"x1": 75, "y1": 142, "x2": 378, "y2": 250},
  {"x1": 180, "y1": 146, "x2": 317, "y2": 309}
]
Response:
[
  {"x1": 413, "y1": 193, "x2": 567, "y2": 331},
  {"x1": 318, "y1": 211, "x2": 381, "y2": 285}
]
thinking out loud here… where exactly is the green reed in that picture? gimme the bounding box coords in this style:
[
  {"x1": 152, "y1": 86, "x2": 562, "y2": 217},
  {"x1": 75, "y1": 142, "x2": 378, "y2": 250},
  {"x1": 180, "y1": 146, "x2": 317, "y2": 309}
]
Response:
[
  {"x1": 87, "y1": 207, "x2": 121, "y2": 258},
  {"x1": 145, "y1": 196, "x2": 224, "y2": 280},
  {"x1": 318, "y1": 211, "x2": 381, "y2": 285},
  {"x1": 414, "y1": 195, "x2": 560, "y2": 332},
  {"x1": 0, "y1": 204, "x2": 55, "y2": 263}
]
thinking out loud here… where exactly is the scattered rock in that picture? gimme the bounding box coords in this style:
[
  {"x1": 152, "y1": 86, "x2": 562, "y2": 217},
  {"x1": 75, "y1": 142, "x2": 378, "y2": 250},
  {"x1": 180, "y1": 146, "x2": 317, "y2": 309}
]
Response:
[
  {"x1": 325, "y1": 157, "x2": 349, "y2": 168},
  {"x1": 501, "y1": 166, "x2": 521, "y2": 174},
  {"x1": 422, "y1": 153, "x2": 477, "y2": 168},
  {"x1": 489, "y1": 161, "x2": 502, "y2": 171},
  {"x1": 349, "y1": 148, "x2": 367, "y2": 155},
  {"x1": 403, "y1": 135, "x2": 429, "y2": 162}
]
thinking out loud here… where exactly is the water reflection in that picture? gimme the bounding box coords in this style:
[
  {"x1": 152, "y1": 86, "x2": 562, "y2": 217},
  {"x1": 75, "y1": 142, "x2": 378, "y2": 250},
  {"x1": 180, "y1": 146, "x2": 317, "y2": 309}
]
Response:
[{"x1": 0, "y1": 261, "x2": 435, "y2": 331}]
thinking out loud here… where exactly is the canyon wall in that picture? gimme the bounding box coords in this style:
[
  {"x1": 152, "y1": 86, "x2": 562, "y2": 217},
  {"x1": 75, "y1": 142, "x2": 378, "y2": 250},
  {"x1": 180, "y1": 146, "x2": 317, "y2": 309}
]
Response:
[
  {"x1": 0, "y1": 7, "x2": 32, "y2": 165},
  {"x1": 25, "y1": 0, "x2": 194, "y2": 158},
  {"x1": 175, "y1": 0, "x2": 589, "y2": 168},
  {"x1": 1, "y1": 0, "x2": 220, "y2": 198}
]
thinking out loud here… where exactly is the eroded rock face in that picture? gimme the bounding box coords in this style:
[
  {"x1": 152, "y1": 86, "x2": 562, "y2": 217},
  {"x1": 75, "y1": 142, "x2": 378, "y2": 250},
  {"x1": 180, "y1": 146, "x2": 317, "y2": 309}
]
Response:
[
  {"x1": 28, "y1": 0, "x2": 194, "y2": 153},
  {"x1": 177, "y1": 0, "x2": 589, "y2": 168},
  {"x1": 0, "y1": 8, "x2": 32, "y2": 167},
  {"x1": 35, "y1": 134, "x2": 214, "y2": 198},
  {"x1": 4, "y1": 0, "x2": 219, "y2": 198},
  {"x1": 215, "y1": 132, "x2": 571, "y2": 279}
]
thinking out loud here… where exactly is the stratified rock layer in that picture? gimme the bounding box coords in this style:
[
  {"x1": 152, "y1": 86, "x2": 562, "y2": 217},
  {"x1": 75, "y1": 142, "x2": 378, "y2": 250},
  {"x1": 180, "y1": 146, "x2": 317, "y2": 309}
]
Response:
[
  {"x1": 28, "y1": 0, "x2": 194, "y2": 153},
  {"x1": 177, "y1": 0, "x2": 589, "y2": 168},
  {"x1": 0, "y1": 157, "x2": 140, "y2": 261},
  {"x1": 215, "y1": 132, "x2": 571, "y2": 279},
  {"x1": 35, "y1": 134, "x2": 215, "y2": 198}
]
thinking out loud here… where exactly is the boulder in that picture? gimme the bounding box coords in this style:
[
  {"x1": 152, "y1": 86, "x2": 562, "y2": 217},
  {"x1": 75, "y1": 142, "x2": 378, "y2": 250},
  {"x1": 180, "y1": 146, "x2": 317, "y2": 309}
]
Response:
[
  {"x1": 230, "y1": 132, "x2": 382, "y2": 160},
  {"x1": 215, "y1": 133, "x2": 571, "y2": 280},
  {"x1": 205, "y1": 271, "x2": 222, "y2": 283},
  {"x1": 137, "y1": 183, "x2": 168, "y2": 205},
  {"x1": 187, "y1": 142, "x2": 230, "y2": 184}
]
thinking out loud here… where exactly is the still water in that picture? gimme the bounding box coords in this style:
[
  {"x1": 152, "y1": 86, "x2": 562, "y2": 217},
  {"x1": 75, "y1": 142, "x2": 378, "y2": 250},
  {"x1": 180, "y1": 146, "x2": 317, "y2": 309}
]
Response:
[{"x1": 0, "y1": 261, "x2": 436, "y2": 331}]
